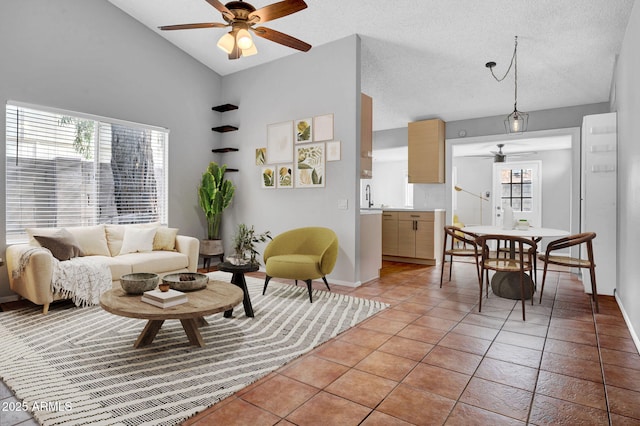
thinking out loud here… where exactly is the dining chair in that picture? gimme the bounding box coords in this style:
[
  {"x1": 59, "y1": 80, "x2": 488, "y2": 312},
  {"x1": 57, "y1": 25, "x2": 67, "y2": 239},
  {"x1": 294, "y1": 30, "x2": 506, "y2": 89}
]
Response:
[
  {"x1": 440, "y1": 226, "x2": 482, "y2": 288},
  {"x1": 537, "y1": 232, "x2": 599, "y2": 313},
  {"x1": 498, "y1": 236, "x2": 542, "y2": 285},
  {"x1": 476, "y1": 234, "x2": 537, "y2": 320}
]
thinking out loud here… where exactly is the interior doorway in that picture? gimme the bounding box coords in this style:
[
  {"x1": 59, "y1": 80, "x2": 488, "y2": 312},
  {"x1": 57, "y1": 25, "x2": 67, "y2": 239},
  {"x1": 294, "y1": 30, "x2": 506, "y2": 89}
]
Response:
[{"x1": 445, "y1": 128, "x2": 581, "y2": 238}]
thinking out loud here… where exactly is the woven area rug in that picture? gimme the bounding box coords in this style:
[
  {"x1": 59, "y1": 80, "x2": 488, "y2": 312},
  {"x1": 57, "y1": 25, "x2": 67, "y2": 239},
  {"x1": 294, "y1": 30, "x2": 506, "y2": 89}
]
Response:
[{"x1": 0, "y1": 272, "x2": 387, "y2": 426}]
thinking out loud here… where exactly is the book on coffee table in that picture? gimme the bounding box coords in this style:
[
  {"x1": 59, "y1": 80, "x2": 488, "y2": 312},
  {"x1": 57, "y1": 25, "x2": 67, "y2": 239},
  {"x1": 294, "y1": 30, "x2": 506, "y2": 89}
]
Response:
[{"x1": 141, "y1": 289, "x2": 187, "y2": 308}]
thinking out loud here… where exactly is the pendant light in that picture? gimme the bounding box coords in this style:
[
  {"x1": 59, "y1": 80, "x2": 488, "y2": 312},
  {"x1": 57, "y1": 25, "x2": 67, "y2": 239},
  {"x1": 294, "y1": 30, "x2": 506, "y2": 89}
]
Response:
[{"x1": 486, "y1": 36, "x2": 528, "y2": 134}]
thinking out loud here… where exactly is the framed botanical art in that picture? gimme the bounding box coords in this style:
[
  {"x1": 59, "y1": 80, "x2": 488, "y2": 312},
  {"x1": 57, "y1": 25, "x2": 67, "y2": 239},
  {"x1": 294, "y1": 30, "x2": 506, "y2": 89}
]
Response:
[
  {"x1": 326, "y1": 140, "x2": 341, "y2": 161},
  {"x1": 255, "y1": 147, "x2": 266, "y2": 165},
  {"x1": 295, "y1": 142, "x2": 325, "y2": 188},
  {"x1": 276, "y1": 164, "x2": 293, "y2": 188},
  {"x1": 313, "y1": 113, "x2": 334, "y2": 142},
  {"x1": 295, "y1": 118, "x2": 312, "y2": 143},
  {"x1": 261, "y1": 166, "x2": 276, "y2": 189},
  {"x1": 267, "y1": 121, "x2": 293, "y2": 164}
]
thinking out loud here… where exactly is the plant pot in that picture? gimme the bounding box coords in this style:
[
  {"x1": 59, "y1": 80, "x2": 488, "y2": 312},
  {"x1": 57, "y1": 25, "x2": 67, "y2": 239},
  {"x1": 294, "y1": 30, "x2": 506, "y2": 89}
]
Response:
[
  {"x1": 226, "y1": 255, "x2": 249, "y2": 266},
  {"x1": 200, "y1": 239, "x2": 224, "y2": 255}
]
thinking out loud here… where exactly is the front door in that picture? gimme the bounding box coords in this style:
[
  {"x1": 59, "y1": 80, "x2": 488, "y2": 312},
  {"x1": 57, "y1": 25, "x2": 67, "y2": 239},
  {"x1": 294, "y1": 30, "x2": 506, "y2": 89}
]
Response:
[{"x1": 492, "y1": 161, "x2": 542, "y2": 228}]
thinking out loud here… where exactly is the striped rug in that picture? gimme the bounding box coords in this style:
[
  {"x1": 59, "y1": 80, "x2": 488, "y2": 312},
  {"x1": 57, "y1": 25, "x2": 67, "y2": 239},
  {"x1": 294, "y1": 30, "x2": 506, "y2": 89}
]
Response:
[{"x1": 0, "y1": 272, "x2": 387, "y2": 426}]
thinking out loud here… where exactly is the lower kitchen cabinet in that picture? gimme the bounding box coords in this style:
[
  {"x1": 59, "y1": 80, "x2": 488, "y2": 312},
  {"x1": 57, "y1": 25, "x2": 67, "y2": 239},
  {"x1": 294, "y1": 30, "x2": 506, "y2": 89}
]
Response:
[{"x1": 382, "y1": 210, "x2": 444, "y2": 265}]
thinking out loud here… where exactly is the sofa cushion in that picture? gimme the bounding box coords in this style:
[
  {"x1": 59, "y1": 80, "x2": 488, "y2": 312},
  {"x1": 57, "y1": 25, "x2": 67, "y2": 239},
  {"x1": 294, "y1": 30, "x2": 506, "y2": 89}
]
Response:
[
  {"x1": 26, "y1": 227, "x2": 61, "y2": 246},
  {"x1": 66, "y1": 225, "x2": 111, "y2": 257},
  {"x1": 116, "y1": 251, "x2": 189, "y2": 274},
  {"x1": 119, "y1": 227, "x2": 156, "y2": 255},
  {"x1": 85, "y1": 255, "x2": 133, "y2": 281},
  {"x1": 105, "y1": 222, "x2": 162, "y2": 256},
  {"x1": 265, "y1": 254, "x2": 323, "y2": 280},
  {"x1": 33, "y1": 229, "x2": 82, "y2": 261},
  {"x1": 153, "y1": 227, "x2": 178, "y2": 251}
]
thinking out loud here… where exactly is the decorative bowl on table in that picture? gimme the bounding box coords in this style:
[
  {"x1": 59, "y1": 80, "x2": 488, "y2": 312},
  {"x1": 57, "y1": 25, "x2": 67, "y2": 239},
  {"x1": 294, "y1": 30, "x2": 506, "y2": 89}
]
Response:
[
  {"x1": 162, "y1": 272, "x2": 209, "y2": 291},
  {"x1": 120, "y1": 273, "x2": 159, "y2": 294}
]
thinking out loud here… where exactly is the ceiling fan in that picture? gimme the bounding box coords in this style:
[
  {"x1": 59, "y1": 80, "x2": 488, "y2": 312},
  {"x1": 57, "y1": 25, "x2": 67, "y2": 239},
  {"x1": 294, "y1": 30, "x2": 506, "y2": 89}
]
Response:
[
  {"x1": 159, "y1": 0, "x2": 311, "y2": 60},
  {"x1": 491, "y1": 143, "x2": 507, "y2": 163}
]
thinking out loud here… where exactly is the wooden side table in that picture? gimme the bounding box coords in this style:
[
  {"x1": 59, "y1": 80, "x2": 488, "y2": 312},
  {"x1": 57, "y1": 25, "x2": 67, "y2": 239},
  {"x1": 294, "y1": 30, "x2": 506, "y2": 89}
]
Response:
[{"x1": 218, "y1": 262, "x2": 259, "y2": 318}]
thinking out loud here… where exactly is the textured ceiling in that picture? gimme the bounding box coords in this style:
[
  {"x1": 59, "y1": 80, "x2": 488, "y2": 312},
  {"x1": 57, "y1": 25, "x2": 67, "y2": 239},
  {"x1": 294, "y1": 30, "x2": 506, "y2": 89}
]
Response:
[{"x1": 108, "y1": 0, "x2": 634, "y2": 131}]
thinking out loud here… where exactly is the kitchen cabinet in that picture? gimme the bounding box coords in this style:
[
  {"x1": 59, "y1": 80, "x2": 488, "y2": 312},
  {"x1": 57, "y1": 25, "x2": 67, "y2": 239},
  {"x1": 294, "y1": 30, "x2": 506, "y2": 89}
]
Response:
[
  {"x1": 408, "y1": 118, "x2": 445, "y2": 183},
  {"x1": 360, "y1": 93, "x2": 373, "y2": 178},
  {"x1": 382, "y1": 211, "x2": 398, "y2": 256},
  {"x1": 382, "y1": 210, "x2": 444, "y2": 265}
]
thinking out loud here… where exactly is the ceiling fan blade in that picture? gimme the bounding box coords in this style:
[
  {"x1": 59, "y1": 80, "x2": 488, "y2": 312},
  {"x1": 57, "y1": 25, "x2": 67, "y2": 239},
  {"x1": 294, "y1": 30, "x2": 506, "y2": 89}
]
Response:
[
  {"x1": 205, "y1": 0, "x2": 235, "y2": 20},
  {"x1": 249, "y1": 0, "x2": 308, "y2": 23},
  {"x1": 158, "y1": 22, "x2": 227, "y2": 31},
  {"x1": 253, "y1": 26, "x2": 311, "y2": 52}
]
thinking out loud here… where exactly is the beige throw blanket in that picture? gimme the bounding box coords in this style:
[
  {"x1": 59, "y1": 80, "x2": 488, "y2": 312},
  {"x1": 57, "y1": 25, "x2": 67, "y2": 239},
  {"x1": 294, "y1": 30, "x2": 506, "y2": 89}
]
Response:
[{"x1": 14, "y1": 248, "x2": 112, "y2": 307}]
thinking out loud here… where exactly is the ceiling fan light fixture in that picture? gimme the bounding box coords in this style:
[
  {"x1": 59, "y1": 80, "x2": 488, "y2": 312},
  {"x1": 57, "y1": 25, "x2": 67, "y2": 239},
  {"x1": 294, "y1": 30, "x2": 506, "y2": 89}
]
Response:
[
  {"x1": 217, "y1": 32, "x2": 235, "y2": 54},
  {"x1": 236, "y1": 28, "x2": 253, "y2": 50},
  {"x1": 241, "y1": 43, "x2": 258, "y2": 57}
]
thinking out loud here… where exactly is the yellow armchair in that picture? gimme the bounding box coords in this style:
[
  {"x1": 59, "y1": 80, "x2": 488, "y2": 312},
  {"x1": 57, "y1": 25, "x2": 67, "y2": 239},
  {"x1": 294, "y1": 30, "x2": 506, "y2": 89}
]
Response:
[{"x1": 262, "y1": 227, "x2": 338, "y2": 302}]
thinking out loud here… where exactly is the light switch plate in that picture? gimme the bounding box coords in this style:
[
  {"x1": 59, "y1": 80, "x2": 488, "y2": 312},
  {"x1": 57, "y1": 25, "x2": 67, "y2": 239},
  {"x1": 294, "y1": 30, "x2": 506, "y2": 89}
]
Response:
[{"x1": 337, "y1": 199, "x2": 348, "y2": 210}]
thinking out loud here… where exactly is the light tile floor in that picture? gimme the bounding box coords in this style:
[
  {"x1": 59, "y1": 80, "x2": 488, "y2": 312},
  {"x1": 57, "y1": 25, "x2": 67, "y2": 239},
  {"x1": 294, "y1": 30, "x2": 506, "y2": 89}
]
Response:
[{"x1": 2, "y1": 261, "x2": 639, "y2": 425}]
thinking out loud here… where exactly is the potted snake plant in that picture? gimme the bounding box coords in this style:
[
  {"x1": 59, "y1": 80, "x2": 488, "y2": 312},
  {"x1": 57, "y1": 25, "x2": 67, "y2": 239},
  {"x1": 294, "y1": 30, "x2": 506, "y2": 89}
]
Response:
[{"x1": 198, "y1": 162, "x2": 235, "y2": 255}]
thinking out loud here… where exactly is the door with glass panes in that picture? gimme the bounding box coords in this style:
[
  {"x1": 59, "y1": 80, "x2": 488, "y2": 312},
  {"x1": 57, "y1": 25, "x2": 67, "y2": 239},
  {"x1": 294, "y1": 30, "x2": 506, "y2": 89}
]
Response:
[{"x1": 492, "y1": 161, "x2": 542, "y2": 228}]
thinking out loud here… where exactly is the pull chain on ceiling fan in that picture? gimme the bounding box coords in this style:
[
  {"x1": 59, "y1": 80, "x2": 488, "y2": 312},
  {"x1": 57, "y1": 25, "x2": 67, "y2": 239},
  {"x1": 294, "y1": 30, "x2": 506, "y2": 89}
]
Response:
[{"x1": 159, "y1": 0, "x2": 311, "y2": 60}]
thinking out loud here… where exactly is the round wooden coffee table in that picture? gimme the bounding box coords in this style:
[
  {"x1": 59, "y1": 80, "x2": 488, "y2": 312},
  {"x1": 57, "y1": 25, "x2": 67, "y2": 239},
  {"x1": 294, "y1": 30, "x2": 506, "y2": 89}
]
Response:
[{"x1": 100, "y1": 280, "x2": 243, "y2": 348}]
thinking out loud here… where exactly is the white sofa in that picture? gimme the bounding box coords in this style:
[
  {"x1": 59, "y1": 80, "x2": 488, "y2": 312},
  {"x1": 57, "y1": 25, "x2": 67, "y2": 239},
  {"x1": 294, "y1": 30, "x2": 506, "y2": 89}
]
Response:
[{"x1": 6, "y1": 223, "x2": 199, "y2": 314}]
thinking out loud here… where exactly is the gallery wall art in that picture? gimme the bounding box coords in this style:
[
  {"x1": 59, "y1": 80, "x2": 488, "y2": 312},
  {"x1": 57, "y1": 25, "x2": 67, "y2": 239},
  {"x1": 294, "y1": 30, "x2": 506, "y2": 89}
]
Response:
[{"x1": 259, "y1": 113, "x2": 338, "y2": 189}]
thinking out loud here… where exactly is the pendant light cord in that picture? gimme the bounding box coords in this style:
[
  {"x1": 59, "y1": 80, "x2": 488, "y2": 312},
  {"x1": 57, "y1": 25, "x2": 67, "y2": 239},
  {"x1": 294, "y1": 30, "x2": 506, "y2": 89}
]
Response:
[{"x1": 487, "y1": 36, "x2": 519, "y2": 108}]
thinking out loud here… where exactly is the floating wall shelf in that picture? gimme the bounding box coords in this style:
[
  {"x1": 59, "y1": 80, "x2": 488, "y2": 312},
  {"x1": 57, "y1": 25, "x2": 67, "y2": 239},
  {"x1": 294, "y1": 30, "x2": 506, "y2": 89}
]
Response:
[
  {"x1": 212, "y1": 147, "x2": 239, "y2": 153},
  {"x1": 212, "y1": 125, "x2": 238, "y2": 133},
  {"x1": 212, "y1": 104, "x2": 238, "y2": 113}
]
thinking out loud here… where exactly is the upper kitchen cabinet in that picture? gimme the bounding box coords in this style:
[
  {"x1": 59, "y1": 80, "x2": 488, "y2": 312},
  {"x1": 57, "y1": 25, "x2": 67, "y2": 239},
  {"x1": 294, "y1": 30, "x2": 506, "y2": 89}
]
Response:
[
  {"x1": 408, "y1": 118, "x2": 445, "y2": 183},
  {"x1": 360, "y1": 93, "x2": 373, "y2": 178}
]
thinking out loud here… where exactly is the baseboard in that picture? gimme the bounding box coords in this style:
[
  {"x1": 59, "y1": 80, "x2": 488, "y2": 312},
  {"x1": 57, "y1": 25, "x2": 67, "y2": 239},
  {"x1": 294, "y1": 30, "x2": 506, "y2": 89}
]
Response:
[
  {"x1": 614, "y1": 290, "x2": 640, "y2": 354},
  {"x1": 383, "y1": 256, "x2": 437, "y2": 266},
  {"x1": 0, "y1": 294, "x2": 20, "y2": 304}
]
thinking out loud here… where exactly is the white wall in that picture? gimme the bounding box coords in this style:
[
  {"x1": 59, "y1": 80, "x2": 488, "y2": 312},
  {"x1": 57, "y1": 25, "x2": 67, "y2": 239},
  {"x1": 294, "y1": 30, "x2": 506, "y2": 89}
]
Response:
[
  {"x1": 367, "y1": 160, "x2": 406, "y2": 208},
  {"x1": 217, "y1": 36, "x2": 362, "y2": 285},
  {"x1": 613, "y1": 0, "x2": 640, "y2": 348},
  {"x1": 0, "y1": 0, "x2": 223, "y2": 298}
]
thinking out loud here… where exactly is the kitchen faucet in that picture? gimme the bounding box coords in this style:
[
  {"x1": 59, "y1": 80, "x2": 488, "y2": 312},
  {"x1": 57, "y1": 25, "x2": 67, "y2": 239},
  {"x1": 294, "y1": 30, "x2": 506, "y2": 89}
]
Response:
[{"x1": 365, "y1": 184, "x2": 373, "y2": 208}]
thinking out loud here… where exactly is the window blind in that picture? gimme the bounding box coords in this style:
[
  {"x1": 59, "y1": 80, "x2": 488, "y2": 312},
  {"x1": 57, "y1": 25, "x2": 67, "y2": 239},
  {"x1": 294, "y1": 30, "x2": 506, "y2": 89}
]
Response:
[{"x1": 5, "y1": 102, "x2": 169, "y2": 244}]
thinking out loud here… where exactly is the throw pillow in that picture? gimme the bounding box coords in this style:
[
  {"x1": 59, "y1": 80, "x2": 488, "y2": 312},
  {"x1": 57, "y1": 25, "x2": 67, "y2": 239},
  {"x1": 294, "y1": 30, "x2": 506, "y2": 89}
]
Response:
[
  {"x1": 33, "y1": 229, "x2": 82, "y2": 261},
  {"x1": 66, "y1": 224, "x2": 111, "y2": 256},
  {"x1": 153, "y1": 227, "x2": 179, "y2": 251},
  {"x1": 119, "y1": 227, "x2": 157, "y2": 255}
]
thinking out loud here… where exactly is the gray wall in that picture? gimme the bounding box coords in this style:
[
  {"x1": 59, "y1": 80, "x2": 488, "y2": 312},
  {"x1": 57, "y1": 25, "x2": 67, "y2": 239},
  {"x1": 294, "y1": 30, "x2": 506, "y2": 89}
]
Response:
[
  {"x1": 217, "y1": 36, "x2": 362, "y2": 285},
  {"x1": 613, "y1": 1, "x2": 640, "y2": 347},
  {"x1": 0, "y1": 0, "x2": 223, "y2": 298}
]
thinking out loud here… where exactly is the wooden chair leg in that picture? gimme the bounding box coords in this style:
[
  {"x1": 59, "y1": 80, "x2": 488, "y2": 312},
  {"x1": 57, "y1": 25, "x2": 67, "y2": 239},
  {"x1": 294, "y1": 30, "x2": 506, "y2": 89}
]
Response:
[
  {"x1": 589, "y1": 265, "x2": 599, "y2": 313},
  {"x1": 448, "y1": 255, "x2": 453, "y2": 281},
  {"x1": 478, "y1": 266, "x2": 484, "y2": 313},
  {"x1": 520, "y1": 270, "x2": 526, "y2": 321},
  {"x1": 439, "y1": 254, "x2": 446, "y2": 288},
  {"x1": 539, "y1": 263, "x2": 549, "y2": 304}
]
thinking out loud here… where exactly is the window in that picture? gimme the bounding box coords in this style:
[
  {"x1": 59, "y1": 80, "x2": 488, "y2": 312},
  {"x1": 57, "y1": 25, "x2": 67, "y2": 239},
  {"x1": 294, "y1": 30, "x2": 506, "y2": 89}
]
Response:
[
  {"x1": 5, "y1": 102, "x2": 169, "y2": 243},
  {"x1": 500, "y1": 167, "x2": 533, "y2": 212}
]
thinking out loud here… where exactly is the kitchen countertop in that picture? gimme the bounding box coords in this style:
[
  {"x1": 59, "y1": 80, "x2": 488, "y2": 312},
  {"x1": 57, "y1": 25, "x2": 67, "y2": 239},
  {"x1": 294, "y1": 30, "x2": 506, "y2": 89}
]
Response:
[{"x1": 360, "y1": 207, "x2": 445, "y2": 214}]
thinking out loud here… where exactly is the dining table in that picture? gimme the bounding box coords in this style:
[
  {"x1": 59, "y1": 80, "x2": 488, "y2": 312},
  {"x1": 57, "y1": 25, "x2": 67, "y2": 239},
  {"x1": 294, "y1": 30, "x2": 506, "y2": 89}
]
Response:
[{"x1": 462, "y1": 225, "x2": 570, "y2": 300}]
